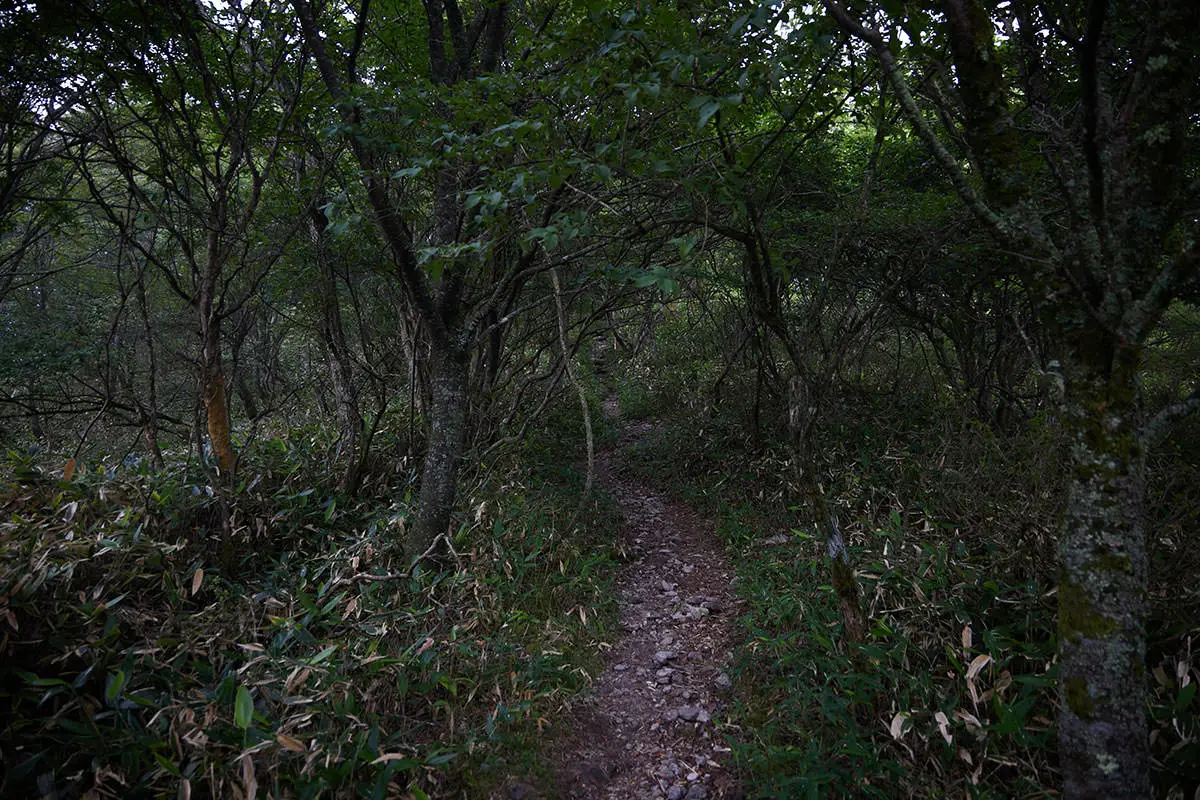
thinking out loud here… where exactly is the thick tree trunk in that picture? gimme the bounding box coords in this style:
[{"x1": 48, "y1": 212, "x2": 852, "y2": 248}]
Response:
[
  {"x1": 202, "y1": 362, "x2": 236, "y2": 475},
  {"x1": 413, "y1": 345, "x2": 469, "y2": 553},
  {"x1": 1057, "y1": 335, "x2": 1150, "y2": 798}
]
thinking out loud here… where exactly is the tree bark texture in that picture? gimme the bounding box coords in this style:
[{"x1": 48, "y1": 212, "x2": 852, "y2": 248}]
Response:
[
  {"x1": 414, "y1": 346, "x2": 469, "y2": 552},
  {"x1": 1057, "y1": 330, "x2": 1150, "y2": 799},
  {"x1": 199, "y1": 228, "x2": 235, "y2": 476},
  {"x1": 820, "y1": 3, "x2": 1200, "y2": 793}
]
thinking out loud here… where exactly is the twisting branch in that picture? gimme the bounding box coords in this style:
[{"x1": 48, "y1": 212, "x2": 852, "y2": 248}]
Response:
[
  {"x1": 291, "y1": 0, "x2": 440, "y2": 333},
  {"x1": 551, "y1": 268, "x2": 594, "y2": 494},
  {"x1": 820, "y1": 0, "x2": 1013, "y2": 246},
  {"x1": 1142, "y1": 385, "x2": 1200, "y2": 447}
]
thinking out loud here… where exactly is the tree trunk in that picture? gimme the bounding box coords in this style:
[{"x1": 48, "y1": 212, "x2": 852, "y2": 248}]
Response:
[
  {"x1": 324, "y1": 304, "x2": 364, "y2": 494},
  {"x1": 233, "y1": 368, "x2": 260, "y2": 422},
  {"x1": 135, "y1": 267, "x2": 165, "y2": 469},
  {"x1": 199, "y1": 223, "x2": 235, "y2": 477},
  {"x1": 202, "y1": 362, "x2": 235, "y2": 475},
  {"x1": 141, "y1": 418, "x2": 165, "y2": 469},
  {"x1": 413, "y1": 344, "x2": 469, "y2": 553},
  {"x1": 806, "y1": 476, "x2": 866, "y2": 645},
  {"x1": 1057, "y1": 331, "x2": 1150, "y2": 798},
  {"x1": 311, "y1": 206, "x2": 364, "y2": 492},
  {"x1": 789, "y1": 375, "x2": 867, "y2": 646}
]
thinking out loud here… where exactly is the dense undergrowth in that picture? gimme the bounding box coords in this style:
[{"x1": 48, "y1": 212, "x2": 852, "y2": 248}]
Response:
[
  {"x1": 0, "y1": 423, "x2": 618, "y2": 799},
  {"x1": 616, "y1": 344, "x2": 1200, "y2": 798}
]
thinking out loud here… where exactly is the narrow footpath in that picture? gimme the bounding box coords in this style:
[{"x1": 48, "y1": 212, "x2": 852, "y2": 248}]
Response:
[{"x1": 529, "y1": 418, "x2": 745, "y2": 800}]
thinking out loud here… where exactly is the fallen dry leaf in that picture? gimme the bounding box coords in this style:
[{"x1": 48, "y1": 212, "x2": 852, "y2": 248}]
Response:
[
  {"x1": 276, "y1": 733, "x2": 306, "y2": 752},
  {"x1": 934, "y1": 710, "x2": 952, "y2": 744},
  {"x1": 965, "y1": 653, "x2": 991, "y2": 681},
  {"x1": 370, "y1": 753, "x2": 413, "y2": 765}
]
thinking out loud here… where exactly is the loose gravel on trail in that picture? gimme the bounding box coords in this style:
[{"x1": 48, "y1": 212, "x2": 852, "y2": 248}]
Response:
[{"x1": 516, "y1": 421, "x2": 744, "y2": 800}]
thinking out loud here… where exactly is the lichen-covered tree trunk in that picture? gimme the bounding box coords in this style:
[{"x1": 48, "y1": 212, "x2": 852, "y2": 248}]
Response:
[
  {"x1": 1057, "y1": 333, "x2": 1149, "y2": 798},
  {"x1": 413, "y1": 345, "x2": 469, "y2": 553},
  {"x1": 201, "y1": 358, "x2": 235, "y2": 475}
]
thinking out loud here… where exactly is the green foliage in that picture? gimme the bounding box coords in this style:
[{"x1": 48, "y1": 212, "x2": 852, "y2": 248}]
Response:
[
  {"x1": 620, "y1": 345, "x2": 1200, "y2": 796},
  {"x1": 3, "y1": 1, "x2": 1199, "y2": 797},
  {"x1": 0, "y1": 441, "x2": 618, "y2": 798}
]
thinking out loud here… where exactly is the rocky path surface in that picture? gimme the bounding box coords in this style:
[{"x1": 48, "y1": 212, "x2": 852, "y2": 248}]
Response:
[{"x1": 529, "y1": 420, "x2": 744, "y2": 800}]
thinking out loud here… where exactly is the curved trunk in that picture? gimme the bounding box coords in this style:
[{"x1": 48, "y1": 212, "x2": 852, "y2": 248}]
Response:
[
  {"x1": 413, "y1": 345, "x2": 469, "y2": 553},
  {"x1": 1057, "y1": 334, "x2": 1149, "y2": 798}
]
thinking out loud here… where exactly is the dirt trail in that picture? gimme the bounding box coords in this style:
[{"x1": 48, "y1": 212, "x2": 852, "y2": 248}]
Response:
[{"x1": 519, "y1": 417, "x2": 744, "y2": 800}]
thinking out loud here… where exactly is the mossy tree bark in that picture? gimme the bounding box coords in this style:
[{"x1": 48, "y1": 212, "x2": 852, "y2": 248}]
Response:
[
  {"x1": 200, "y1": 220, "x2": 236, "y2": 477},
  {"x1": 414, "y1": 346, "x2": 470, "y2": 551},
  {"x1": 1058, "y1": 327, "x2": 1149, "y2": 797}
]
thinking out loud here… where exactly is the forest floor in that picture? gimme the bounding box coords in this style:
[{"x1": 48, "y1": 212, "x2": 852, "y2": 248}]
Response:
[{"x1": 505, "y1": 407, "x2": 745, "y2": 799}]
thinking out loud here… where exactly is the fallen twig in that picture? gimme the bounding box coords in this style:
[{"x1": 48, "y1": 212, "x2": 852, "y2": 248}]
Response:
[{"x1": 334, "y1": 533, "x2": 449, "y2": 586}]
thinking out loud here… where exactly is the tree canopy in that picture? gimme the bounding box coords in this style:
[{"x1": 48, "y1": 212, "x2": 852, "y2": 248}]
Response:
[{"x1": 1, "y1": 1, "x2": 1197, "y2": 797}]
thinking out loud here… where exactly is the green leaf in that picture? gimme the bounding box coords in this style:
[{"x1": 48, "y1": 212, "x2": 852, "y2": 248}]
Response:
[
  {"x1": 309, "y1": 644, "x2": 338, "y2": 665},
  {"x1": 24, "y1": 675, "x2": 70, "y2": 688},
  {"x1": 1176, "y1": 681, "x2": 1197, "y2": 712},
  {"x1": 234, "y1": 684, "x2": 254, "y2": 729},
  {"x1": 697, "y1": 101, "x2": 721, "y2": 130},
  {"x1": 106, "y1": 669, "x2": 127, "y2": 704},
  {"x1": 153, "y1": 752, "x2": 182, "y2": 776}
]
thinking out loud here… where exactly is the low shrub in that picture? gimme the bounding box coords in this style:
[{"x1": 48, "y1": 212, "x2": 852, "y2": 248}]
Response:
[{"x1": 0, "y1": 441, "x2": 619, "y2": 799}]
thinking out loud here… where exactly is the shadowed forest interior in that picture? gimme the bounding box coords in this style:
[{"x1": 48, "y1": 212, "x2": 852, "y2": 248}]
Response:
[{"x1": 1, "y1": 0, "x2": 1199, "y2": 797}]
